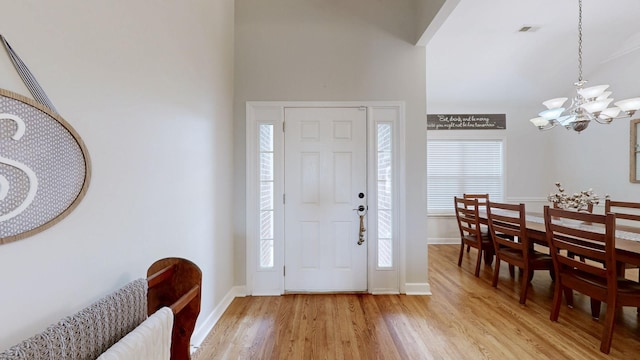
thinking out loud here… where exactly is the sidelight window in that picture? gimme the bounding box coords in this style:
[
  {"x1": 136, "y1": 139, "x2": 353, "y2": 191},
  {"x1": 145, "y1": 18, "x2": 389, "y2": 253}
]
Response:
[
  {"x1": 259, "y1": 124, "x2": 275, "y2": 268},
  {"x1": 377, "y1": 123, "x2": 393, "y2": 268}
]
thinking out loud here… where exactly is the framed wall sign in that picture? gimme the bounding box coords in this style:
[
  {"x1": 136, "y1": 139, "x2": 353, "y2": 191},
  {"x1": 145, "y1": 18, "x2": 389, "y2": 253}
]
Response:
[
  {"x1": 0, "y1": 88, "x2": 91, "y2": 244},
  {"x1": 427, "y1": 114, "x2": 506, "y2": 130}
]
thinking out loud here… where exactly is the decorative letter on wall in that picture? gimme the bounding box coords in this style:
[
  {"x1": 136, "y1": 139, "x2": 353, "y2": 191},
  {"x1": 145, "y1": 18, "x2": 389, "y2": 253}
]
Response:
[
  {"x1": 1, "y1": 35, "x2": 91, "y2": 245},
  {"x1": 0, "y1": 89, "x2": 90, "y2": 244}
]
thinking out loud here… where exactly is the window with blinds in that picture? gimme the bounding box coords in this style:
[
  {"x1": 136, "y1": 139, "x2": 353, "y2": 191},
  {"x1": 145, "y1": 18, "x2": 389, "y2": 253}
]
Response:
[{"x1": 427, "y1": 139, "x2": 504, "y2": 214}]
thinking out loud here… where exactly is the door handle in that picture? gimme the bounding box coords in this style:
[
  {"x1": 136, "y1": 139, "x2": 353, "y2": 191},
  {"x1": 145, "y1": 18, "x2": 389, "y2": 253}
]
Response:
[
  {"x1": 353, "y1": 205, "x2": 367, "y2": 245},
  {"x1": 357, "y1": 213, "x2": 366, "y2": 245}
]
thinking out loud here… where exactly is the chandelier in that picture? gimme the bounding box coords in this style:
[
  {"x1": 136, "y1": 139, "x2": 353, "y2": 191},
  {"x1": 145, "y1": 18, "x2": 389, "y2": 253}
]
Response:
[{"x1": 529, "y1": 0, "x2": 640, "y2": 133}]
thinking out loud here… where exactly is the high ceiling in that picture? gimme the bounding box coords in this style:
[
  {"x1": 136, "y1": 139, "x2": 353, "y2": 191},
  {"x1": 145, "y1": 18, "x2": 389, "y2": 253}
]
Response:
[{"x1": 426, "y1": 0, "x2": 640, "y2": 108}]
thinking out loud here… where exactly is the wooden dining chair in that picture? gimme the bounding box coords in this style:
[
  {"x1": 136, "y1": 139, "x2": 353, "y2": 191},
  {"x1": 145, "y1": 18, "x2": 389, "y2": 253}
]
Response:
[
  {"x1": 544, "y1": 206, "x2": 640, "y2": 354},
  {"x1": 454, "y1": 196, "x2": 495, "y2": 277},
  {"x1": 463, "y1": 194, "x2": 490, "y2": 252},
  {"x1": 605, "y1": 199, "x2": 640, "y2": 225},
  {"x1": 605, "y1": 199, "x2": 640, "y2": 311},
  {"x1": 487, "y1": 201, "x2": 553, "y2": 304}
]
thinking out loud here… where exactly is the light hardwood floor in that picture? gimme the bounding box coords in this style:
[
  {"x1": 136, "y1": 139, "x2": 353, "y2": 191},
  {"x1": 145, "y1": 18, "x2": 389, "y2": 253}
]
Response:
[{"x1": 193, "y1": 244, "x2": 640, "y2": 359}]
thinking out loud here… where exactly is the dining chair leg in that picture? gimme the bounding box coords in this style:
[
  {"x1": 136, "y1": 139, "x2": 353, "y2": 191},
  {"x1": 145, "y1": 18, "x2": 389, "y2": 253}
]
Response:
[
  {"x1": 492, "y1": 257, "x2": 501, "y2": 288},
  {"x1": 519, "y1": 267, "x2": 531, "y2": 304},
  {"x1": 599, "y1": 301, "x2": 618, "y2": 354},
  {"x1": 466, "y1": 245, "x2": 470, "y2": 253},
  {"x1": 483, "y1": 249, "x2": 494, "y2": 265},
  {"x1": 508, "y1": 264, "x2": 515, "y2": 277},
  {"x1": 474, "y1": 248, "x2": 483, "y2": 277},
  {"x1": 550, "y1": 281, "x2": 563, "y2": 321},
  {"x1": 590, "y1": 298, "x2": 601, "y2": 320},
  {"x1": 564, "y1": 287, "x2": 574, "y2": 308},
  {"x1": 458, "y1": 242, "x2": 465, "y2": 267}
]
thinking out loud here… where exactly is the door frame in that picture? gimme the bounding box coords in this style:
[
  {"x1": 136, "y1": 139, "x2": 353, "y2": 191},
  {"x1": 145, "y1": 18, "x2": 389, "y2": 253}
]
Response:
[{"x1": 245, "y1": 101, "x2": 405, "y2": 295}]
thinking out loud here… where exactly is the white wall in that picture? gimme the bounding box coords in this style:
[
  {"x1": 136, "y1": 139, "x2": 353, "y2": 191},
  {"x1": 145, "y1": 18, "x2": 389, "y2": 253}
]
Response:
[
  {"x1": 0, "y1": 0, "x2": 235, "y2": 351},
  {"x1": 234, "y1": 0, "x2": 437, "y2": 291}
]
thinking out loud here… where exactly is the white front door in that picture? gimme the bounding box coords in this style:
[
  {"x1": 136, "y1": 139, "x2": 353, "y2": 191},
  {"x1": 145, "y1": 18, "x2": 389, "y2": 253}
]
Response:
[{"x1": 284, "y1": 107, "x2": 367, "y2": 292}]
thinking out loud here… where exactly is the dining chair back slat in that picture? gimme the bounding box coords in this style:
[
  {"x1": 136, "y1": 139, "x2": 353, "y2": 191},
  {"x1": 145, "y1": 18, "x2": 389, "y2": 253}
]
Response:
[
  {"x1": 462, "y1": 194, "x2": 491, "y2": 254},
  {"x1": 463, "y1": 193, "x2": 489, "y2": 207},
  {"x1": 487, "y1": 203, "x2": 525, "y2": 250},
  {"x1": 457, "y1": 208, "x2": 479, "y2": 233},
  {"x1": 605, "y1": 199, "x2": 640, "y2": 224}
]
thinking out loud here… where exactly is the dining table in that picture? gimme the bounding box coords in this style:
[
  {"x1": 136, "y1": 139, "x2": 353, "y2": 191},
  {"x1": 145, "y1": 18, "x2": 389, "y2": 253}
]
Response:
[{"x1": 477, "y1": 209, "x2": 640, "y2": 268}]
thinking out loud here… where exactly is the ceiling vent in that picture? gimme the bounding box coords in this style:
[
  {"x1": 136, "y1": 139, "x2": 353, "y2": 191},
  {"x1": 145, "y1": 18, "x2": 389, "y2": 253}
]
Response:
[{"x1": 518, "y1": 25, "x2": 539, "y2": 33}]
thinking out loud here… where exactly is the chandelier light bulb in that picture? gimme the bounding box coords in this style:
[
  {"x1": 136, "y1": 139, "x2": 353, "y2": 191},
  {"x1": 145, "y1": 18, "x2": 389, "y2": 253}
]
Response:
[
  {"x1": 614, "y1": 97, "x2": 640, "y2": 113},
  {"x1": 542, "y1": 97, "x2": 568, "y2": 109},
  {"x1": 530, "y1": 117, "x2": 550, "y2": 128},
  {"x1": 599, "y1": 107, "x2": 621, "y2": 119},
  {"x1": 596, "y1": 91, "x2": 612, "y2": 100},
  {"x1": 539, "y1": 108, "x2": 565, "y2": 120},
  {"x1": 577, "y1": 84, "x2": 610, "y2": 100},
  {"x1": 580, "y1": 98, "x2": 613, "y2": 113}
]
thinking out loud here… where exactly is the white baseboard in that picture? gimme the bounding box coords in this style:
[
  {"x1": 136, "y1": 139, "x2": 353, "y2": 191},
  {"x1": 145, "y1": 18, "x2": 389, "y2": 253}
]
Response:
[
  {"x1": 251, "y1": 290, "x2": 282, "y2": 296},
  {"x1": 370, "y1": 288, "x2": 401, "y2": 295},
  {"x1": 428, "y1": 237, "x2": 459, "y2": 245},
  {"x1": 404, "y1": 282, "x2": 432, "y2": 295},
  {"x1": 190, "y1": 285, "x2": 247, "y2": 353}
]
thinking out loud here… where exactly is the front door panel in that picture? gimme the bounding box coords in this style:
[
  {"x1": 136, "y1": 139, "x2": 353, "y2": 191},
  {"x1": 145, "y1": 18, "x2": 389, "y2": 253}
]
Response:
[{"x1": 284, "y1": 107, "x2": 367, "y2": 292}]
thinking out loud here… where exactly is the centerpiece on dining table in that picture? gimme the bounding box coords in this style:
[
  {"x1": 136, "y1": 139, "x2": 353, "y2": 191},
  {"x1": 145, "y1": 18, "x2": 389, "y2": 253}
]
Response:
[{"x1": 547, "y1": 182, "x2": 607, "y2": 212}]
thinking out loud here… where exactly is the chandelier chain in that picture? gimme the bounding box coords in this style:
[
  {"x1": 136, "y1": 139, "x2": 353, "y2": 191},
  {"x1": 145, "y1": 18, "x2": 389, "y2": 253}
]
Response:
[{"x1": 577, "y1": 0, "x2": 583, "y2": 83}]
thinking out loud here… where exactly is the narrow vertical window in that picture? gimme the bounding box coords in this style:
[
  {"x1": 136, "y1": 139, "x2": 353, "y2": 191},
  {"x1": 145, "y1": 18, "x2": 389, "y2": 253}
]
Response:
[
  {"x1": 259, "y1": 124, "x2": 274, "y2": 268},
  {"x1": 377, "y1": 123, "x2": 393, "y2": 268}
]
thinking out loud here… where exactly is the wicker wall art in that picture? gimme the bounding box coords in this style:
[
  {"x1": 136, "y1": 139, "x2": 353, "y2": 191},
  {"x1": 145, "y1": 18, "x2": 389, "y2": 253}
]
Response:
[{"x1": 1, "y1": 35, "x2": 91, "y2": 244}]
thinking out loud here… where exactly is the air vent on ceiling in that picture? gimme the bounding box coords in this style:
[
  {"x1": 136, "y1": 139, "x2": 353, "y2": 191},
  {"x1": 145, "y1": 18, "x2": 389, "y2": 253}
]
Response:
[{"x1": 518, "y1": 25, "x2": 539, "y2": 33}]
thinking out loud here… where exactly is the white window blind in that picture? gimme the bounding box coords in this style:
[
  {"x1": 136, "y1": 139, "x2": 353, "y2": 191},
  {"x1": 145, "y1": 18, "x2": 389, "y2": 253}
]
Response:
[{"x1": 427, "y1": 139, "x2": 504, "y2": 214}]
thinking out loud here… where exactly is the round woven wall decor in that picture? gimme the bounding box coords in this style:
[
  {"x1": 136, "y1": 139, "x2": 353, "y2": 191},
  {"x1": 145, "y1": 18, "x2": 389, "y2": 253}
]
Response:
[{"x1": 0, "y1": 88, "x2": 91, "y2": 244}]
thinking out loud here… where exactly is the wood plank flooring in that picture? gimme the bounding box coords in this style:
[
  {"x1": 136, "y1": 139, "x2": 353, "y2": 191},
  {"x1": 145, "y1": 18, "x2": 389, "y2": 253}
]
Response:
[{"x1": 193, "y1": 244, "x2": 640, "y2": 359}]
